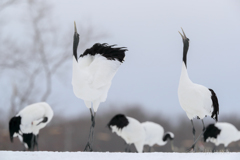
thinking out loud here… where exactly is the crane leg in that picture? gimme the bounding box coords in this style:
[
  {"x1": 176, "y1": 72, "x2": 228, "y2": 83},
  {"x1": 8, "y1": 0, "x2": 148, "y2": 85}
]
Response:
[
  {"x1": 201, "y1": 119, "x2": 205, "y2": 132},
  {"x1": 125, "y1": 143, "x2": 129, "y2": 152},
  {"x1": 212, "y1": 146, "x2": 216, "y2": 152},
  {"x1": 187, "y1": 119, "x2": 206, "y2": 152},
  {"x1": 84, "y1": 109, "x2": 95, "y2": 151},
  {"x1": 124, "y1": 143, "x2": 132, "y2": 152},
  {"x1": 148, "y1": 146, "x2": 152, "y2": 152},
  {"x1": 224, "y1": 147, "x2": 228, "y2": 152},
  {"x1": 191, "y1": 120, "x2": 196, "y2": 141},
  {"x1": 190, "y1": 120, "x2": 196, "y2": 151},
  {"x1": 35, "y1": 135, "x2": 39, "y2": 151},
  {"x1": 90, "y1": 112, "x2": 96, "y2": 149},
  {"x1": 31, "y1": 134, "x2": 35, "y2": 151}
]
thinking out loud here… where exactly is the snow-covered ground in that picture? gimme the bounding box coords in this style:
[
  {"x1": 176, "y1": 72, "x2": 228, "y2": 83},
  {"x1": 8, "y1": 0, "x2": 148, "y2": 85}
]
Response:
[{"x1": 0, "y1": 151, "x2": 239, "y2": 160}]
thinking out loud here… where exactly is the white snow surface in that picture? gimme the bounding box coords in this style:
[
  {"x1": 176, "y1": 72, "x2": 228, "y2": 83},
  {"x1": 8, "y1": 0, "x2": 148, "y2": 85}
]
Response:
[{"x1": 0, "y1": 151, "x2": 239, "y2": 160}]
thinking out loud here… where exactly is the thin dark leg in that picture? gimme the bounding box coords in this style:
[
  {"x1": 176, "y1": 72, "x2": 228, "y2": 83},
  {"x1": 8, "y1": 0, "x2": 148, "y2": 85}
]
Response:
[
  {"x1": 128, "y1": 144, "x2": 132, "y2": 152},
  {"x1": 84, "y1": 123, "x2": 93, "y2": 151},
  {"x1": 148, "y1": 146, "x2": 152, "y2": 152},
  {"x1": 124, "y1": 143, "x2": 132, "y2": 152},
  {"x1": 128, "y1": 144, "x2": 131, "y2": 152},
  {"x1": 190, "y1": 120, "x2": 196, "y2": 151},
  {"x1": 212, "y1": 146, "x2": 216, "y2": 152},
  {"x1": 89, "y1": 112, "x2": 96, "y2": 151},
  {"x1": 125, "y1": 143, "x2": 130, "y2": 152},
  {"x1": 187, "y1": 119, "x2": 206, "y2": 152},
  {"x1": 30, "y1": 134, "x2": 35, "y2": 151},
  {"x1": 84, "y1": 109, "x2": 95, "y2": 151},
  {"x1": 191, "y1": 120, "x2": 196, "y2": 141},
  {"x1": 224, "y1": 146, "x2": 228, "y2": 152},
  {"x1": 202, "y1": 120, "x2": 205, "y2": 132},
  {"x1": 35, "y1": 135, "x2": 39, "y2": 151}
]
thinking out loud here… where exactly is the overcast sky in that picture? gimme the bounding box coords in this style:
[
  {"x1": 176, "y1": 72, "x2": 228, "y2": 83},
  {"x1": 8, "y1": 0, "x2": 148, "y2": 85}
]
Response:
[{"x1": 1, "y1": 0, "x2": 240, "y2": 121}]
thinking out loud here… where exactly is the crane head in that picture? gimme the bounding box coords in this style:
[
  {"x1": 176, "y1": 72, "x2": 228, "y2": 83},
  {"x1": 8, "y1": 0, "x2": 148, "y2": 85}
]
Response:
[
  {"x1": 179, "y1": 28, "x2": 190, "y2": 66},
  {"x1": 178, "y1": 28, "x2": 189, "y2": 45},
  {"x1": 73, "y1": 21, "x2": 80, "y2": 61}
]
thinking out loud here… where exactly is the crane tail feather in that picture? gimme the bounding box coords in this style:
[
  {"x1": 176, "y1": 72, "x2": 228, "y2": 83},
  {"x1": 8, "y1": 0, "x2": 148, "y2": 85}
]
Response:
[{"x1": 209, "y1": 88, "x2": 219, "y2": 121}]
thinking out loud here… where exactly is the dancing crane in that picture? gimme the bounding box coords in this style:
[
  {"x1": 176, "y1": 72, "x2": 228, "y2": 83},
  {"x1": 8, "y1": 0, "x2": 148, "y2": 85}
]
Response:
[{"x1": 72, "y1": 22, "x2": 127, "y2": 151}]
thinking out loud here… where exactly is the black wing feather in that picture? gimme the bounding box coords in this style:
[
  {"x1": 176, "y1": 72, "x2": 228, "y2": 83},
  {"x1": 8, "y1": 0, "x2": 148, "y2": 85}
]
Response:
[{"x1": 80, "y1": 43, "x2": 127, "y2": 63}]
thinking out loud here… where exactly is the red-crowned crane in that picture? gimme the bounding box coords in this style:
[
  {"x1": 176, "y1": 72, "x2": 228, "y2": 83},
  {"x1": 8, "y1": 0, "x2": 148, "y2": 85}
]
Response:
[
  {"x1": 108, "y1": 114, "x2": 145, "y2": 153},
  {"x1": 178, "y1": 28, "x2": 219, "y2": 151},
  {"x1": 9, "y1": 102, "x2": 53, "y2": 151},
  {"x1": 204, "y1": 122, "x2": 240, "y2": 152},
  {"x1": 72, "y1": 22, "x2": 127, "y2": 151}
]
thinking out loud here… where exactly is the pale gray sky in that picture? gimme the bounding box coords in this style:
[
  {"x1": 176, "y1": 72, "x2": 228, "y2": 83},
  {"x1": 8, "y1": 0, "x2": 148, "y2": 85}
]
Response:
[{"x1": 1, "y1": 0, "x2": 240, "y2": 120}]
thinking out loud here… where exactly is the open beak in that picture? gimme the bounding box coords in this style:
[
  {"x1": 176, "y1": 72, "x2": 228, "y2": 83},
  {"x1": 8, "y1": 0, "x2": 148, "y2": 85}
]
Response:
[
  {"x1": 178, "y1": 28, "x2": 187, "y2": 40},
  {"x1": 74, "y1": 21, "x2": 77, "y2": 33}
]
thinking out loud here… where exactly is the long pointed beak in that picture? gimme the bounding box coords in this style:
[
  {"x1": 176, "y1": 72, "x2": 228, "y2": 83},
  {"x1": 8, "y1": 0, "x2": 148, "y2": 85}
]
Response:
[
  {"x1": 74, "y1": 21, "x2": 77, "y2": 33},
  {"x1": 178, "y1": 31, "x2": 184, "y2": 39},
  {"x1": 178, "y1": 27, "x2": 187, "y2": 40},
  {"x1": 181, "y1": 28, "x2": 187, "y2": 38}
]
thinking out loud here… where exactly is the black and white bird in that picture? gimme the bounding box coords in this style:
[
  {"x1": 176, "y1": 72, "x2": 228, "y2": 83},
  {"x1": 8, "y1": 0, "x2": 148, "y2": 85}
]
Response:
[
  {"x1": 108, "y1": 114, "x2": 145, "y2": 153},
  {"x1": 141, "y1": 121, "x2": 174, "y2": 152},
  {"x1": 9, "y1": 102, "x2": 53, "y2": 151},
  {"x1": 203, "y1": 122, "x2": 240, "y2": 151},
  {"x1": 178, "y1": 28, "x2": 219, "y2": 150},
  {"x1": 72, "y1": 22, "x2": 127, "y2": 151}
]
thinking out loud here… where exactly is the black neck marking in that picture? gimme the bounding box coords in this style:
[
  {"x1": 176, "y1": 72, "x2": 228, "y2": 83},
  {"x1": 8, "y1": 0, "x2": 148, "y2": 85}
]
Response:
[
  {"x1": 182, "y1": 39, "x2": 189, "y2": 67},
  {"x1": 162, "y1": 133, "x2": 174, "y2": 142},
  {"x1": 203, "y1": 124, "x2": 221, "y2": 142},
  {"x1": 73, "y1": 32, "x2": 79, "y2": 61},
  {"x1": 209, "y1": 88, "x2": 219, "y2": 121},
  {"x1": 80, "y1": 43, "x2": 127, "y2": 63},
  {"x1": 9, "y1": 116, "x2": 21, "y2": 142},
  {"x1": 107, "y1": 114, "x2": 129, "y2": 130}
]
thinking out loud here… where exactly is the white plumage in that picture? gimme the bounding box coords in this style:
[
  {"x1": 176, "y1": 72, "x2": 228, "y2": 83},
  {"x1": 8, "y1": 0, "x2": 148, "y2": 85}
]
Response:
[
  {"x1": 72, "y1": 53, "x2": 121, "y2": 112},
  {"x1": 108, "y1": 114, "x2": 145, "y2": 153},
  {"x1": 178, "y1": 28, "x2": 219, "y2": 150},
  {"x1": 204, "y1": 122, "x2": 240, "y2": 148},
  {"x1": 72, "y1": 22, "x2": 127, "y2": 151},
  {"x1": 178, "y1": 63, "x2": 213, "y2": 120},
  {"x1": 17, "y1": 102, "x2": 53, "y2": 134},
  {"x1": 142, "y1": 121, "x2": 174, "y2": 150},
  {"x1": 9, "y1": 102, "x2": 53, "y2": 150}
]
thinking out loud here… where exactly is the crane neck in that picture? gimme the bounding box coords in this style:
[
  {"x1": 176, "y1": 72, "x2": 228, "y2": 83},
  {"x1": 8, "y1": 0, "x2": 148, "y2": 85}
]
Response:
[
  {"x1": 182, "y1": 40, "x2": 189, "y2": 67},
  {"x1": 180, "y1": 62, "x2": 192, "y2": 84},
  {"x1": 183, "y1": 53, "x2": 187, "y2": 67},
  {"x1": 73, "y1": 32, "x2": 79, "y2": 62}
]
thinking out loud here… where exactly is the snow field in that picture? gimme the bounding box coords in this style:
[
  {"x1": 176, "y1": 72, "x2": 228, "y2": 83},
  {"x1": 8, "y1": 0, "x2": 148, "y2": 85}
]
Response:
[{"x1": 0, "y1": 151, "x2": 239, "y2": 160}]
